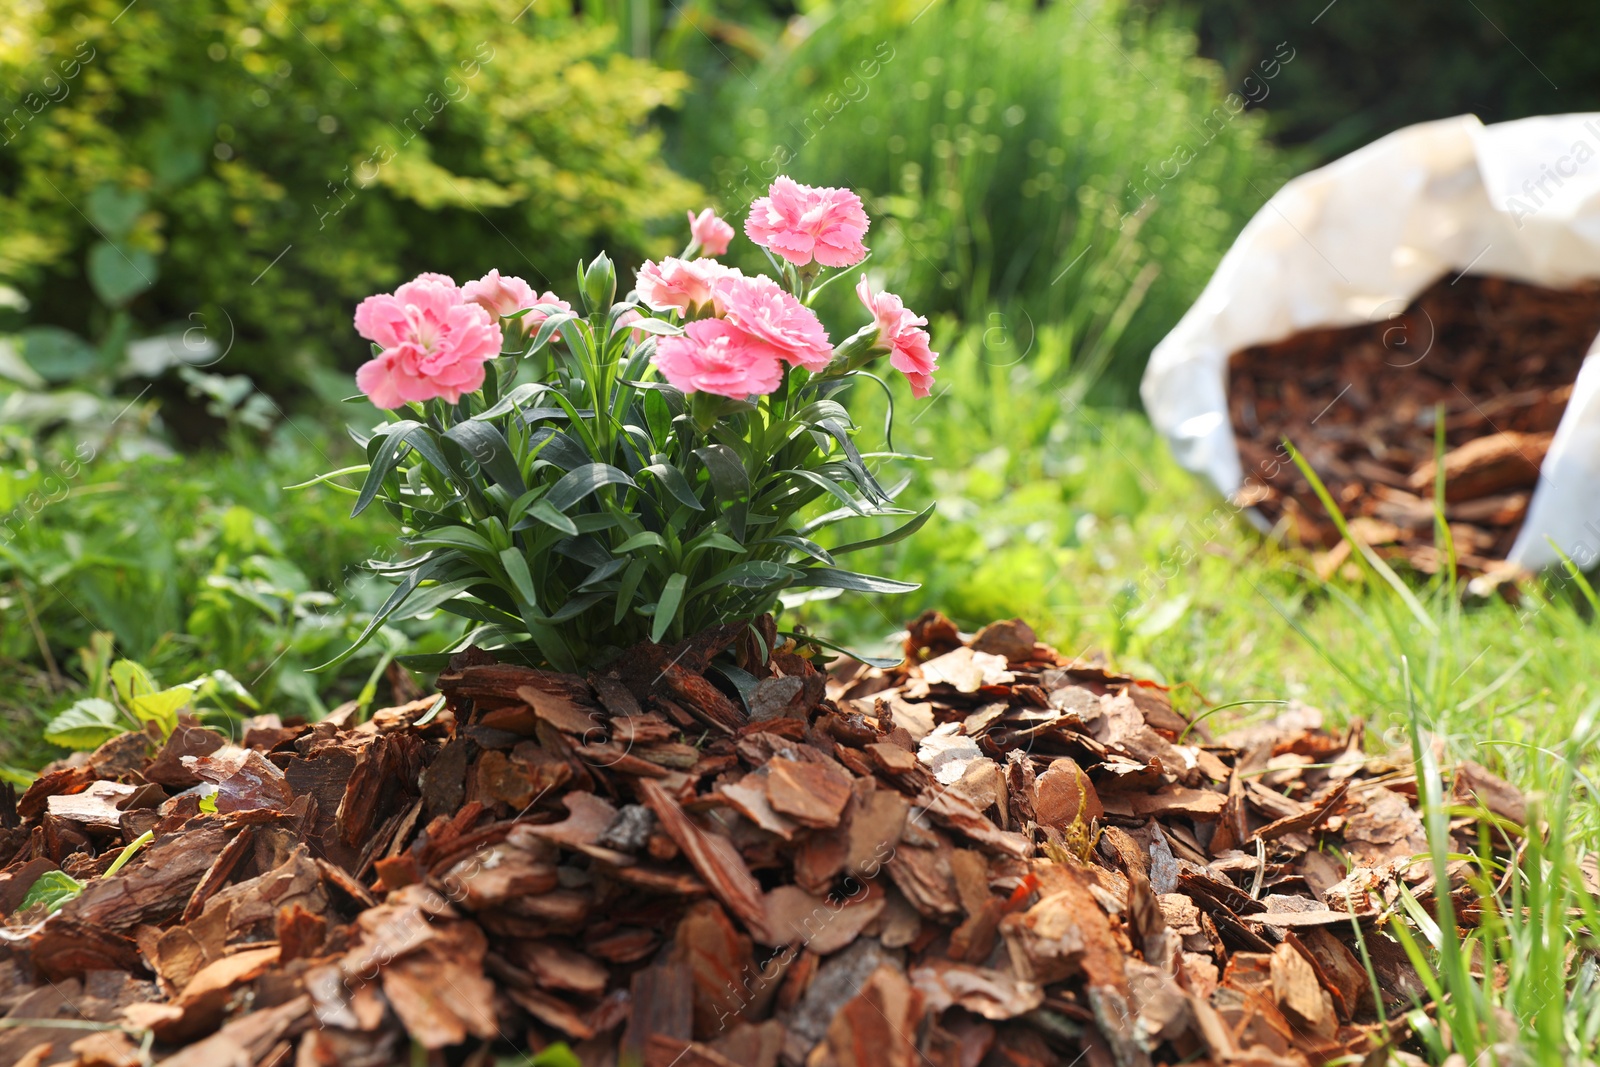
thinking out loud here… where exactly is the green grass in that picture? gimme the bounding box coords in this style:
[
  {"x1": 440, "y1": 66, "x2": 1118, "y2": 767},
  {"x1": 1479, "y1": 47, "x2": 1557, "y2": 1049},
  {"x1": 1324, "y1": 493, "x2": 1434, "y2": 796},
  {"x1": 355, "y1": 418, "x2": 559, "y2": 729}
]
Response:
[
  {"x1": 705, "y1": 0, "x2": 1288, "y2": 402},
  {"x1": 0, "y1": 423, "x2": 455, "y2": 774}
]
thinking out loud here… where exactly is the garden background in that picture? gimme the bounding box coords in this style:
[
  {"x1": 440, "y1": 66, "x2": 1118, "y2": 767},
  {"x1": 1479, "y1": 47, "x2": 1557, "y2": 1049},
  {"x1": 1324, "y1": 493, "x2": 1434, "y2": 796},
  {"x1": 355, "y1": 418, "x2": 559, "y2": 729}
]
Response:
[{"x1": 4, "y1": 5, "x2": 1600, "y2": 1053}]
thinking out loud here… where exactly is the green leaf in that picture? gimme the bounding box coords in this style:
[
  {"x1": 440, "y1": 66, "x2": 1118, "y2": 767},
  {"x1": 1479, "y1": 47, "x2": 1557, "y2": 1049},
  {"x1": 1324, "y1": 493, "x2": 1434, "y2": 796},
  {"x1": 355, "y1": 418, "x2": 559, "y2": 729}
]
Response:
[
  {"x1": 527, "y1": 311, "x2": 580, "y2": 355},
  {"x1": 640, "y1": 462, "x2": 704, "y2": 512},
  {"x1": 651, "y1": 573, "x2": 688, "y2": 644},
  {"x1": 614, "y1": 558, "x2": 647, "y2": 625},
  {"x1": 446, "y1": 421, "x2": 526, "y2": 494},
  {"x1": 525, "y1": 1042, "x2": 583, "y2": 1067},
  {"x1": 498, "y1": 548, "x2": 538, "y2": 610},
  {"x1": 546, "y1": 463, "x2": 636, "y2": 512},
  {"x1": 88, "y1": 241, "x2": 158, "y2": 308},
  {"x1": 526, "y1": 428, "x2": 592, "y2": 472},
  {"x1": 687, "y1": 531, "x2": 746, "y2": 556},
  {"x1": 830, "y1": 503, "x2": 937, "y2": 555},
  {"x1": 756, "y1": 534, "x2": 835, "y2": 566},
  {"x1": 16, "y1": 869, "x2": 84, "y2": 916},
  {"x1": 617, "y1": 315, "x2": 682, "y2": 337},
  {"x1": 512, "y1": 498, "x2": 580, "y2": 536},
  {"x1": 475, "y1": 382, "x2": 552, "y2": 420},
  {"x1": 110, "y1": 661, "x2": 158, "y2": 705},
  {"x1": 694, "y1": 560, "x2": 799, "y2": 594},
  {"x1": 789, "y1": 568, "x2": 919, "y2": 594},
  {"x1": 693, "y1": 445, "x2": 750, "y2": 502},
  {"x1": 128, "y1": 686, "x2": 193, "y2": 738},
  {"x1": 643, "y1": 388, "x2": 676, "y2": 446},
  {"x1": 409, "y1": 525, "x2": 500, "y2": 556},
  {"x1": 311, "y1": 554, "x2": 457, "y2": 672},
  {"x1": 86, "y1": 185, "x2": 147, "y2": 240},
  {"x1": 19, "y1": 327, "x2": 101, "y2": 383},
  {"x1": 783, "y1": 468, "x2": 870, "y2": 515},
  {"x1": 353, "y1": 422, "x2": 455, "y2": 517},
  {"x1": 614, "y1": 531, "x2": 668, "y2": 554},
  {"x1": 43, "y1": 698, "x2": 126, "y2": 750}
]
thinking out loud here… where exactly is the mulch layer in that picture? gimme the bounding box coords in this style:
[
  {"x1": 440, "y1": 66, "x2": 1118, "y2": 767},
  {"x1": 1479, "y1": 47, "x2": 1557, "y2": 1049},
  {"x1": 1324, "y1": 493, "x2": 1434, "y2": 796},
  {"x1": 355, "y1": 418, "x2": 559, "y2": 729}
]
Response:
[
  {"x1": 1228, "y1": 273, "x2": 1600, "y2": 576},
  {"x1": 0, "y1": 614, "x2": 1527, "y2": 1066}
]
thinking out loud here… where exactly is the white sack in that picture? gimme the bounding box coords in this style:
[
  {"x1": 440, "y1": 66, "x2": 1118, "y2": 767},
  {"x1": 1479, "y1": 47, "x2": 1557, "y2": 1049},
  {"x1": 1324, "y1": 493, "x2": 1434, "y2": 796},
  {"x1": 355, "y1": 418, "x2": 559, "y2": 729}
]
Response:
[{"x1": 1141, "y1": 112, "x2": 1600, "y2": 570}]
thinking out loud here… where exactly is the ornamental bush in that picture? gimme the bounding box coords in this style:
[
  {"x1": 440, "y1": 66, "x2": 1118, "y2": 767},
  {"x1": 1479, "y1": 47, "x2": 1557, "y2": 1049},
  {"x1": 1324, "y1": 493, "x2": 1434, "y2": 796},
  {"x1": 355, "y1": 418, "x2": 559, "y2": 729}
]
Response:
[
  {"x1": 0, "y1": 0, "x2": 699, "y2": 389},
  {"x1": 318, "y1": 180, "x2": 937, "y2": 672}
]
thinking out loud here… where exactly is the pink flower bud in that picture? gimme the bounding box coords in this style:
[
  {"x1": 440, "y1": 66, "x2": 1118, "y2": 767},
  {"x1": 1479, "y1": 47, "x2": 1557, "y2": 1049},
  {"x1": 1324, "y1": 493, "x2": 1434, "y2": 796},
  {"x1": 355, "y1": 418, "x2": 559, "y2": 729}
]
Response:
[
  {"x1": 856, "y1": 276, "x2": 938, "y2": 398},
  {"x1": 688, "y1": 208, "x2": 735, "y2": 257}
]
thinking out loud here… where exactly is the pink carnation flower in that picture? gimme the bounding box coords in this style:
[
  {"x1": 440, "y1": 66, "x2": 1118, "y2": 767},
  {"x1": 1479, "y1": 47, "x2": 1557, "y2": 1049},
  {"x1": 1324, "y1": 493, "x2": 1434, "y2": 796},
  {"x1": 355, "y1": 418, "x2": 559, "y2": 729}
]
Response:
[
  {"x1": 688, "y1": 208, "x2": 735, "y2": 257},
  {"x1": 461, "y1": 269, "x2": 572, "y2": 330},
  {"x1": 653, "y1": 318, "x2": 782, "y2": 398},
  {"x1": 635, "y1": 257, "x2": 737, "y2": 314},
  {"x1": 857, "y1": 276, "x2": 938, "y2": 398},
  {"x1": 353, "y1": 273, "x2": 503, "y2": 409},
  {"x1": 715, "y1": 273, "x2": 833, "y2": 372},
  {"x1": 744, "y1": 177, "x2": 870, "y2": 268}
]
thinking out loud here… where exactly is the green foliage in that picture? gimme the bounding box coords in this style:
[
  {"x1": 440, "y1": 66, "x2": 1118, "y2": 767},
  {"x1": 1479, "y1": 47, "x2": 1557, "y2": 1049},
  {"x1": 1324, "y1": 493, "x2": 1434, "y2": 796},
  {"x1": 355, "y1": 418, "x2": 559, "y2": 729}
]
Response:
[
  {"x1": 16, "y1": 868, "x2": 83, "y2": 916},
  {"x1": 327, "y1": 249, "x2": 926, "y2": 674},
  {"x1": 1157, "y1": 0, "x2": 1600, "y2": 160},
  {"x1": 707, "y1": 0, "x2": 1287, "y2": 399},
  {"x1": 11, "y1": 829, "x2": 154, "y2": 916},
  {"x1": 0, "y1": 0, "x2": 701, "y2": 389},
  {"x1": 41, "y1": 650, "x2": 258, "y2": 749},
  {"x1": 0, "y1": 426, "x2": 453, "y2": 771}
]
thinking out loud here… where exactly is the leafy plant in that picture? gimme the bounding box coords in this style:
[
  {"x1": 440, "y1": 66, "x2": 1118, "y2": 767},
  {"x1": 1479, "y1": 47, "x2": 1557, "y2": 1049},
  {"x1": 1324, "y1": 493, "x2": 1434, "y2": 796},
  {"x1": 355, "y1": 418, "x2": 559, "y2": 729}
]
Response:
[
  {"x1": 0, "y1": 0, "x2": 701, "y2": 392},
  {"x1": 12, "y1": 829, "x2": 154, "y2": 916},
  {"x1": 318, "y1": 192, "x2": 937, "y2": 673},
  {"x1": 42, "y1": 647, "x2": 256, "y2": 750}
]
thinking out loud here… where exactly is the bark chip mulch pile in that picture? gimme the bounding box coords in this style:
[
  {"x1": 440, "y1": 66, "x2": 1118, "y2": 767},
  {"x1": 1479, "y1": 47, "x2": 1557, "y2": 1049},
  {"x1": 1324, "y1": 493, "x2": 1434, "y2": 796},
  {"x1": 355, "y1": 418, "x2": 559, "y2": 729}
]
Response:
[
  {"x1": 1228, "y1": 273, "x2": 1600, "y2": 575},
  {"x1": 0, "y1": 614, "x2": 1527, "y2": 1066}
]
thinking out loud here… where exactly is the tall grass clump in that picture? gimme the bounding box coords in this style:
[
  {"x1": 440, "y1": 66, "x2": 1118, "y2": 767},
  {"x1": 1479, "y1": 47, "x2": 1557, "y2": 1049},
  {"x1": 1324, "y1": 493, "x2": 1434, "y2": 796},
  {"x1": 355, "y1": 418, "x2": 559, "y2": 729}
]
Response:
[
  {"x1": 1275, "y1": 450, "x2": 1600, "y2": 1064},
  {"x1": 707, "y1": 0, "x2": 1288, "y2": 399}
]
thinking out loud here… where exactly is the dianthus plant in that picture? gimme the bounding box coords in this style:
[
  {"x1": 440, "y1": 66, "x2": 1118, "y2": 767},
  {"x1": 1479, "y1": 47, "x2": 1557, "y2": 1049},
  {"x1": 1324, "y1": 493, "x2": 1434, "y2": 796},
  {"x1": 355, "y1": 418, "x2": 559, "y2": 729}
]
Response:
[{"x1": 316, "y1": 178, "x2": 941, "y2": 674}]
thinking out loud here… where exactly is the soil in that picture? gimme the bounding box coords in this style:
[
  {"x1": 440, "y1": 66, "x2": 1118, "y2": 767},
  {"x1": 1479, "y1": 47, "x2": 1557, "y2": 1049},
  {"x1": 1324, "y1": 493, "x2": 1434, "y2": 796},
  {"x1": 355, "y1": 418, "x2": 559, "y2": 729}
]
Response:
[
  {"x1": 1227, "y1": 274, "x2": 1600, "y2": 575},
  {"x1": 0, "y1": 614, "x2": 1525, "y2": 1066}
]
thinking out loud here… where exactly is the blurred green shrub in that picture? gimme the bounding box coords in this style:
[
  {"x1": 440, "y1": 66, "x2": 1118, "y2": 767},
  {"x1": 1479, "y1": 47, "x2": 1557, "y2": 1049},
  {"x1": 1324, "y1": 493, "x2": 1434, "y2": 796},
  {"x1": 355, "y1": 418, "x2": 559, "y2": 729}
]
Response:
[
  {"x1": 0, "y1": 427, "x2": 454, "y2": 773},
  {"x1": 1154, "y1": 0, "x2": 1600, "y2": 160},
  {"x1": 708, "y1": 0, "x2": 1286, "y2": 400},
  {"x1": 0, "y1": 0, "x2": 700, "y2": 390}
]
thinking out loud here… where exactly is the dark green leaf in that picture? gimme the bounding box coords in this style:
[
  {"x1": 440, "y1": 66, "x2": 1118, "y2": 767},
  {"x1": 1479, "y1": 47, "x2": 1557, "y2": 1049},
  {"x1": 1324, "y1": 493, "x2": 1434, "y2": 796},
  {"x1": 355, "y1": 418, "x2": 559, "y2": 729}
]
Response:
[
  {"x1": 446, "y1": 420, "x2": 526, "y2": 494},
  {"x1": 696, "y1": 560, "x2": 799, "y2": 592},
  {"x1": 512, "y1": 498, "x2": 580, "y2": 536},
  {"x1": 830, "y1": 503, "x2": 937, "y2": 555},
  {"x1": 526, "y1": 428, "x2": 591, "y2": 472},
  {"x1": 788, "y1": 568, "x2": 919, "y2": 593},
  {"x1": 475, "y1": 382, "x2": 552, "y2": 420},
  {"x1": 650, "y1": 573, "x2": 688, "y2": 644},
  {"x1": 353, "y1": 421, "x2": 445, "y2": 517},
  {"x1": 640, "y1": 462, "x2": 704, "y2": 512},
  {"x1": 546, "y1": 463, "x2": 636, "y2": 512},
  {"x1": 694, "y1": 445, "x2": 749, "y2": 502},
  {"x1": 757, "y1": 534, "x2": 836, "y2": 566},
  {"x1": 614, "y1": 558, "x2": 647, "y2": 624}
]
